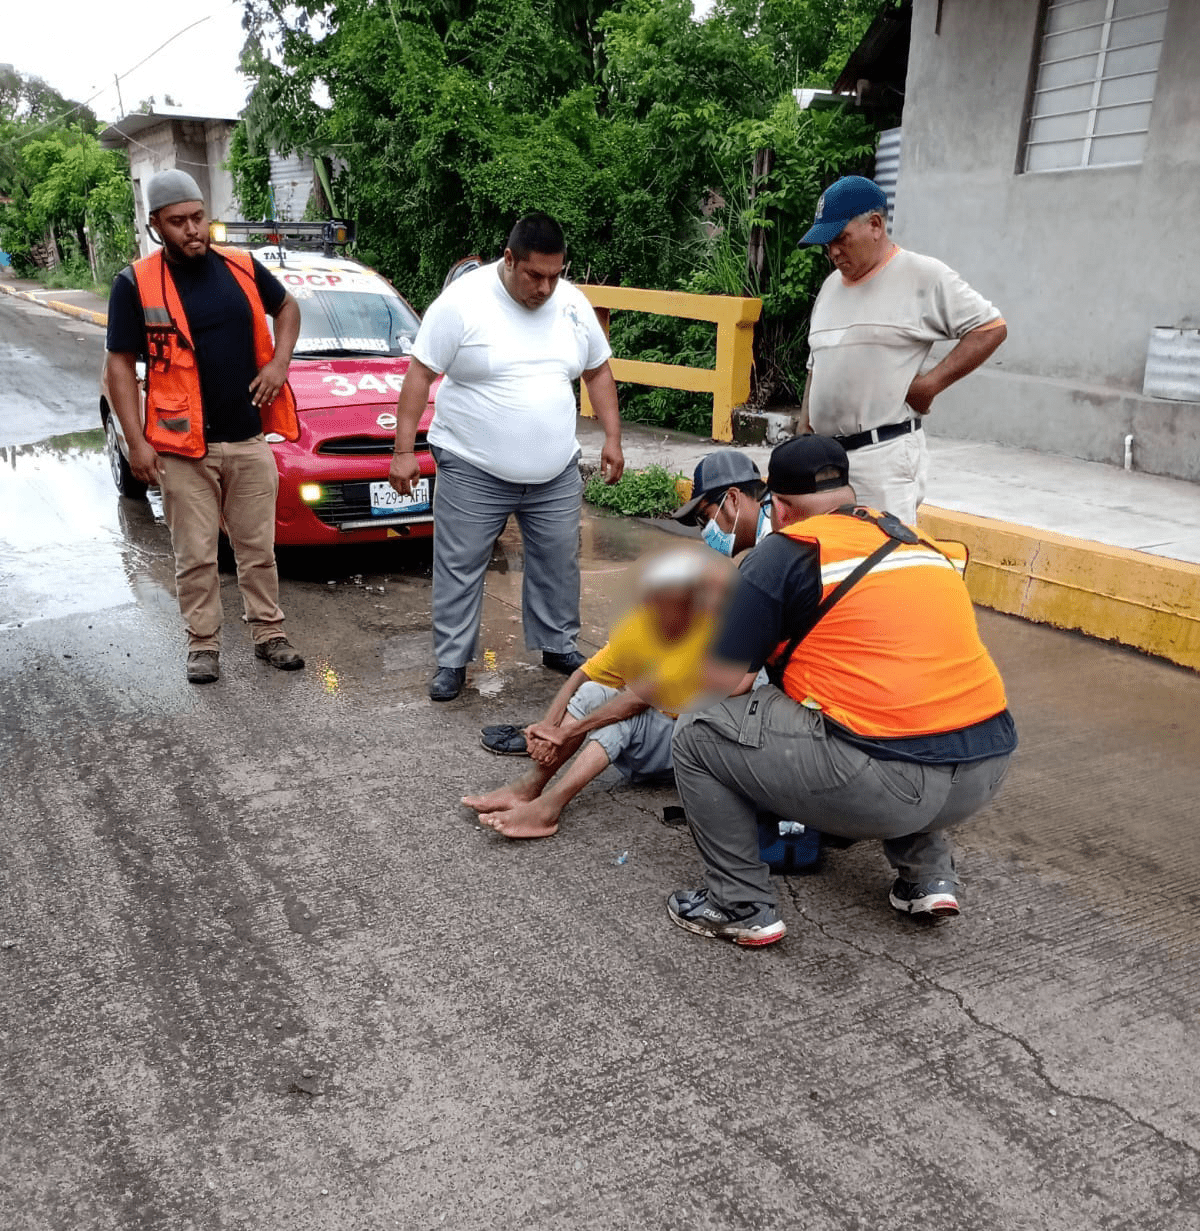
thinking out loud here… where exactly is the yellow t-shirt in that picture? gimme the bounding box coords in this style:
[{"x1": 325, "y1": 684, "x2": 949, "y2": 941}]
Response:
[{"x1": 583, "y1": 607, "x2": 715, "y2": 719}]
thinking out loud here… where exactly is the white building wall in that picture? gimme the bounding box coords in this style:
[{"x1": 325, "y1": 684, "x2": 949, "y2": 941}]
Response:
[{"x1": 892, "y1": 0, "x2": 1200, "y2": 481}]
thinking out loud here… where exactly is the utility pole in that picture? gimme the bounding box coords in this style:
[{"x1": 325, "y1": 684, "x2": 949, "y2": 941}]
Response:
[{"x1": 114, "y1": 73, "x2": 124, "y2": 117}]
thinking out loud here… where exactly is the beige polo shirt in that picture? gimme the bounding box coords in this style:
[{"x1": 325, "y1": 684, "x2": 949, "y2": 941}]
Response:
[{"x1": 806, "y1": 246, "x2": 1003, "y2": 436}]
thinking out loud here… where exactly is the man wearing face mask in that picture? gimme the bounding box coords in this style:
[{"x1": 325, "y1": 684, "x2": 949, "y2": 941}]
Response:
[{"x1": 670, "y1": 451, "x2": 770, "y2": 557}]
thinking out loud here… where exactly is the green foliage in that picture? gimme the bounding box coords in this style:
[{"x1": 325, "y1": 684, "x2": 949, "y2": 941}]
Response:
[
  {"x1": 225, "y1": 121, "x2": 274, "y2": 221},
  {"x1": 0, "y1": 68, "x2": 132, "y2": 279},
  {"x1": 584, "y1": 464, "x2": 685, "y2": 517},
  {"x1": 238, "y1": 0, "x2": 892, "y2": 419}
]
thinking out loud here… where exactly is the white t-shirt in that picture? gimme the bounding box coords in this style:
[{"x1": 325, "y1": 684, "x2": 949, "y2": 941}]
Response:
[
  {"x1": 806, "y1": 247, "x2": 1002, "y2": 436},
  {"x1": 412, "y1": 260, "x2": 612, "y2": 484}
]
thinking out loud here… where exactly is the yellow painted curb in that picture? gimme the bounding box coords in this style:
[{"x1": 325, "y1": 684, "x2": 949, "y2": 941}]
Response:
[
  {"x1": 918, "y1": 505, "x2": 1200, "y2": 672},
  {"x1": 46, "y1": 298, "x2": 107, "y2": 327},
  {"x1": 0, "y1": 280, "x2": 107, "y2": 326}
]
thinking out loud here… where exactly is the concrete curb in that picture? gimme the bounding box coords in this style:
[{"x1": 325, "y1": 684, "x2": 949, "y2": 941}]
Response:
[
  {"x1": 917, "y1": 505, "x2": 1200, "y2": 672},
  {"x1": 0, "y1": 279, "x2": 108, "y2": 327}
]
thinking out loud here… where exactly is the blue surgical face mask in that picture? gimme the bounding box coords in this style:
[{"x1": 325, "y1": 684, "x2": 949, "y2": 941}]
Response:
[
  {"x1": 755, "y1": 501, "x2": 772, "y2": 542},
  {"x1": 701, "y1": 491, "x2": 736, "y2": 556}
]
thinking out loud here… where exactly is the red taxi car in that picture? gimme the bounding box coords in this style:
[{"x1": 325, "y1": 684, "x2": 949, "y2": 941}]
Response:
[{"x1": 100, "y1": 225, "x2": 439, "y2": 546}]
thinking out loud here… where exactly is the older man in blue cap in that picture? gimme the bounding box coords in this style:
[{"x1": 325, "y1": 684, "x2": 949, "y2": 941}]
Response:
[{"x1": 797, "y1": 175, "x2": 1007, "y2": 525}]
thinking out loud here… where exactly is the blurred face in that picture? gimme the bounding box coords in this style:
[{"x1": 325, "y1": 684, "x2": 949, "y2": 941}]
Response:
[
  {"x1": 646, "y1": 588, "x2": 696, "y2": 644},
  {"x1": 826, "y1": 211, "x2": 888, "y2": 282},
  {"x1": 501, "y1": 249, "x2": 564, "y2": 309},
  {"x1": 154, "y1": 200, "x2": 208, "y2": 263}
]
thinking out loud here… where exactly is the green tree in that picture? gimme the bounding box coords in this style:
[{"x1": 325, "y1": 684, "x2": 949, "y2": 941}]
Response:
[
  {"x1": 0, "y1": 67, "x2": 131, "y2": 281},
  {"x1": 237, "y1": 0, "x2": 892, "y2": 418}
]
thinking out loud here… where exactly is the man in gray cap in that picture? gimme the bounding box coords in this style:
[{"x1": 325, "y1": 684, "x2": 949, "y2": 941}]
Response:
[
  {"x1": 670, "y1": 449, "x2": 769, "y2": 557},
  {"x1": 105, "y1": 168, "x2": 305, "y2": 683},
  {"x1": 797, "y1": 175, "x2": 1007, "y2": 525}
]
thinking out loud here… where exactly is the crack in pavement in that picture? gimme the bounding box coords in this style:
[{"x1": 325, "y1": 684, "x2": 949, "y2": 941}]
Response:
[{"x1": 782, "y1": 878, "x2": 1200, "y2": 1162}]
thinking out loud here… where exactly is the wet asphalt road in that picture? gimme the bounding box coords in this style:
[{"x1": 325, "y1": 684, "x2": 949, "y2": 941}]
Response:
[{"x1": 2, "y1": 294, "x2": 1200, "y2": 1230}]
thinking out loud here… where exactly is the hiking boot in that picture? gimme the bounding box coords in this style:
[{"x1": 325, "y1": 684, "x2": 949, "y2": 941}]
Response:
[
  {"x1": 186, "y1": 650, "x2": 220, "y2": 685},
  {"x1": 255, "y1": 637, "x2": 305, "y2": 671},
  {"x1": 542, "y1": 650, "x2": 587, "y2": 675},
  {"x1": 429, "y1": 666, "x2": 466, "y2": 701},
  {"x1": 889, "y1": 877, "x2": 960, "y2": 917},
  {"x1": 666, "y1": 887, "x2": 786, "y2": 947}
]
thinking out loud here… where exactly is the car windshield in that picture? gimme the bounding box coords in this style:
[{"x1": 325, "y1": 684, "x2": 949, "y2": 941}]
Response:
[{"x1": 291, "y1": 290, "x2": 421, "y2": 358}]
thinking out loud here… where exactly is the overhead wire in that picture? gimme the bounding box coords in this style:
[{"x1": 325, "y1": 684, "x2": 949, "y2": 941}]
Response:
[{"x1": 5, "y1": 2, "x2": 242, "y2": 150}]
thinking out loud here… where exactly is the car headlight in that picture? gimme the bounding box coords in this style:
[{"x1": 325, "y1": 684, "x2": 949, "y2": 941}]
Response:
[
  {"x1": 209, "y1": 222, "x2": 227, "y2": 243},
  {"x1": 299, "y1": 483, "x2": 324, "y2": 504}
]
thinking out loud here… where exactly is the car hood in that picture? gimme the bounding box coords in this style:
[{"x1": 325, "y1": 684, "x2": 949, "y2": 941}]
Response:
[{"x1": 287, "y1": 354, "x2": 437, "y2": 423}]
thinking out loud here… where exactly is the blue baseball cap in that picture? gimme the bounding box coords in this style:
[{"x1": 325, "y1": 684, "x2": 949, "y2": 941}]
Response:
[{"x1": 798, "y1": 176, "x2": 889, "y2": 247}]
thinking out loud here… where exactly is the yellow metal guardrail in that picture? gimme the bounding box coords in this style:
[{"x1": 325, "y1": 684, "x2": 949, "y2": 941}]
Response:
[{"x1": 578, "y1": 286, "x2": 762, "y2": 442}]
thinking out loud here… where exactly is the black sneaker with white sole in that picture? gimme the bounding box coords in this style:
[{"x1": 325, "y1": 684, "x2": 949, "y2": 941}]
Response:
[
  {"x1": 889, "y1": 877, "x2": 960, "y2": 917},
  {"x1": 667, "y1": 887, "x2": 786, "y2": 946}
]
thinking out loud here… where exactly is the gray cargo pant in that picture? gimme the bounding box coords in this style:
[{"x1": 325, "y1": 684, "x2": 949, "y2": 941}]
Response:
[
  {"x1": 567, "y1": 682, "x2": 676, "y2": 783},
  {"x1": 672, "y1": 685, "x2": 1012, "y2": 911},
  {"x1": 430, "y1": 446, "x2": 583, "y2": 668}
]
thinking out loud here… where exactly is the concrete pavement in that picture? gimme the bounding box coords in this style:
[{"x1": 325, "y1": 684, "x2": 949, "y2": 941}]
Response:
[
  {"x1": 1, "y1": 285, "x2": 1199, "y2": 1227},
  {"x1": 3, "y1": 436, "x2": 1199, "y2": 1228}
]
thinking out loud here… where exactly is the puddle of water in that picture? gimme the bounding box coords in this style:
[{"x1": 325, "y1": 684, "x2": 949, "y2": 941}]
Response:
[{"x1": 0, "y1": 430, "x2": 171, "y2": 629}]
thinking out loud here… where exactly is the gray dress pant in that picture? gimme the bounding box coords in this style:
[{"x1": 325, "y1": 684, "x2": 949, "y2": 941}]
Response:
[
  {"x1": 672, "y1": 685, "x2": 1012, "y2": 911},
  {"x1": 430, "y1": 446, "x2": 583, "y2": 668}
]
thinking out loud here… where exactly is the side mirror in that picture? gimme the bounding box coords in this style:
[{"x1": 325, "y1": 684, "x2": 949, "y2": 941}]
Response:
[{"x1": 443, "y1": 255, "x2": 483, "y2": 290}]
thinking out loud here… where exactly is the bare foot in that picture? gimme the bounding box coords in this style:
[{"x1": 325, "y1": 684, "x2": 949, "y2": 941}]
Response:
[
  {"x1": 478, "y1": 799, "x2": 561, "y2": 840},
  {"x1": 462, "y1": 779, "x2": 541, "y2": 813}
]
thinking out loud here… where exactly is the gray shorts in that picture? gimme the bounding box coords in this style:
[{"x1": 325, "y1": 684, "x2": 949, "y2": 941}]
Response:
[{"x1": 567, "y1": 681, "x2": 676, "y2": 783}]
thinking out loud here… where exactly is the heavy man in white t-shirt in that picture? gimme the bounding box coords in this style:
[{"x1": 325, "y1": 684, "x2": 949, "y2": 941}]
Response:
[
  {"x1": 389, "y1": 213, "x2": 624, "y2": 701},
  {"x1": 798, "y1": 176, "x2": 1007, "y2": 525}
]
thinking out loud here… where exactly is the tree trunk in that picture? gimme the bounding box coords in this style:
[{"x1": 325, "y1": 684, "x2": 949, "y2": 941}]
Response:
[{"x1": 745, "y1": 147, "x2": 774, "y2": 294}]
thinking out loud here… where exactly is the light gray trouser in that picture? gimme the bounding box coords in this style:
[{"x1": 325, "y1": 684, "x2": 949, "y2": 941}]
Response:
[
  {"x1": 567, "y1": 682, "x2": 676, "y2": 783},
  {"x1": 430, "y1": 447, "x2": 583, "y2": 668},
  {"x1": 672, "y1": 685, "x2": 1012, "y2": 911}
]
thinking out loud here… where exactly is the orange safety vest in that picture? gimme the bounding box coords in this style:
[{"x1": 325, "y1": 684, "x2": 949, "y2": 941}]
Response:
[
  {"x1": 131, "y1": 245, "x2": 299, "y2": 458},
  {"x1": 769, "y1": 509, "x2": 1007, "y2": 739}
]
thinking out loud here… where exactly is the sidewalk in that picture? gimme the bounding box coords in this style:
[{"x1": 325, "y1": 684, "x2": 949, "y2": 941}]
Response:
[
  {"x1": 577, "y1": 416, "x2": 1200, "y2": 671},
  {"x1": 0, "y1": 269, "x2": 109, "y2": 326}
]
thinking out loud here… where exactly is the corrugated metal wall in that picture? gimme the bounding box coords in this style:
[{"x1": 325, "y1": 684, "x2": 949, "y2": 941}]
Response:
[
  {"x1": 268, "y1": 152, "x2": 314, "y2": 221},
  {"x1": 874, "y1": 126, "x2": 902, "y2": 225}
]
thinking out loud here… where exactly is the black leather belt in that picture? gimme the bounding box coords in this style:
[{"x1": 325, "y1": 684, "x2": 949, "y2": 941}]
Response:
[{"x1": 834, "y1": 418, "x2": 922, "y2": 452}]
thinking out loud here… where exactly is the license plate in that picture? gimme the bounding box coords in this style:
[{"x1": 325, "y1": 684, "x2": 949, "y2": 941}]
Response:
[{"x1": 369, "y1": 478, "x2": 431, "y2": 515}]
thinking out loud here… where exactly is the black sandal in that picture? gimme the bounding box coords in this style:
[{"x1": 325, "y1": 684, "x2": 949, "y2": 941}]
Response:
[{"x1": 480, "y1": 724, "x2": 529, "y2": 756}]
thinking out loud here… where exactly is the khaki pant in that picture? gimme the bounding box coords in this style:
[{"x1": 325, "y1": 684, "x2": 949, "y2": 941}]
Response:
[
  {"x1": 846, "y1": 429, "x2": 929, "y2": 525},
  {"x1": 159, "y1": 436, "x2": 286, "y2": 652}
]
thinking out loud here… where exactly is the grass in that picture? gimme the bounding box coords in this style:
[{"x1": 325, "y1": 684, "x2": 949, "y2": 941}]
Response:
[{"x1": 584, "y1": 464, "x2": 685, "y2": 518}]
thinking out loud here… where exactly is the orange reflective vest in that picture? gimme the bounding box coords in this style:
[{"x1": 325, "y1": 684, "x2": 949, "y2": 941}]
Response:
[
  {"x1": 769, "y1": 509, "x2": 1007, "y2": 739},
  {"x1": 131, "y1": 245, "x2": 299, "y2": 458}
]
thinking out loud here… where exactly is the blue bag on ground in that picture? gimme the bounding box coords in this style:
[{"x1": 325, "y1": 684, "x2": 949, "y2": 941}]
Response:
[{"x1": 757, "y1": 812, "x2": 821, "y2": 872}]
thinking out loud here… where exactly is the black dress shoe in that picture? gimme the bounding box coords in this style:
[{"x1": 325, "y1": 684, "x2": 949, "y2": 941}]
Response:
[
  {"x1": 429, "y1": 666, "x2": 466, "y2": 701},
  {"x1": 542, "y1": 650, "x2": 587, "y2": 675}
]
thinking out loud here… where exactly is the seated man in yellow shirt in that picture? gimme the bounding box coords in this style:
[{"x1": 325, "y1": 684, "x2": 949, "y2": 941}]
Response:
[{"x1": 462, "y1": 550, "x2": 720, "y2": 839}]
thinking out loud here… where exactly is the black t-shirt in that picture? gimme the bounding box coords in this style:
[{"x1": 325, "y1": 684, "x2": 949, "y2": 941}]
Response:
[
  {"x1": 106, "y1": 250, "x2": 287, "y2": 443},
  {"x1": 714, "y1": 531, "x2": 1018, "y2": 765}
]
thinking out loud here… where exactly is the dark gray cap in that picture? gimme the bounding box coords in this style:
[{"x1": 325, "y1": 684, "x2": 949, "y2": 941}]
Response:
[
  {"x1": 671, "y1": 449, "x2": 762, "y2": 525},
  {"x1": 146, "y1": 169, "x2": 204, "y2": 214}
]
